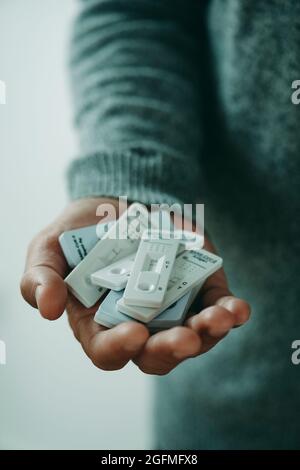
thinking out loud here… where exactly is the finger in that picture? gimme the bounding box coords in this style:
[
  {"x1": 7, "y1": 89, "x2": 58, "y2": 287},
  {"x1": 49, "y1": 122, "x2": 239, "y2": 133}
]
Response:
[
  {"x1": 200, "y1": 267, "x2": 232, "y2": 308},
  {"x1": 186, "y1": 305, "x2": 235, "y2": 353},
  {"x1": 134, "y1": 326, "x2": 202, "y2": 375},
  {"x1": 66, "y1": 297, "x2": 150, "y2": 371},
  {"x1": 194, "y1": 263, "x2": 250, "y2": 326},
  {"x1": 216, "y1": 296, "x2": 251, "y2": 326},
  {"x1": 20, "y1": 231, "x2": 68, "y2": 320},
  {"x1": 21, "y1": 266, "x2": 68, "y2": 320}
]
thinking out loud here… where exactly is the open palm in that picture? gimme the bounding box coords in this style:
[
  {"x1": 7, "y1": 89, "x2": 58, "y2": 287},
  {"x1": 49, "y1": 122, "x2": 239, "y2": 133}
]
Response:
[{"x1": 21, "y1": 197, "x2": 250, "y2": 375}]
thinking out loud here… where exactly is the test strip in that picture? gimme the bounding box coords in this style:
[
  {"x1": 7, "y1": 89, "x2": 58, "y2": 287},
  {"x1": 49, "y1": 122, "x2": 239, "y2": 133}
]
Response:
[
  {"x1": 65, "y1": 203, "x2": 153, "y2": 308},
  {"x1": 90, "y1": 253, "x2": 136, "y2": 291},
  {"x1": 59, "y1": 221, "x2": 113, "y2": 268},
  {"x1": 118, "y1": 249, "x2": 222, "y2": 322},
  {"x1": 94, "y1": 287, "x2": 198, "y2": 332},
  {"x1": 123, "y1": 238, "x2": 180, "y2": 308}
]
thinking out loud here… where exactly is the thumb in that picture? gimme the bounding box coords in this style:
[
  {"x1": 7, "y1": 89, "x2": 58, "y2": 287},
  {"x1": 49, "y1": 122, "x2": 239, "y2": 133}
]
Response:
[{"x1": 21, "y1": 231, "x2": 68, "y2": 320}]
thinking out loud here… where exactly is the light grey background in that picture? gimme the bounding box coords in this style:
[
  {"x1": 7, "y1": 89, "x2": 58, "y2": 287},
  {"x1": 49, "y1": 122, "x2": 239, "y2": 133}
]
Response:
[{"x1": 0, "y1": 0, "x2": 152, "y2": 450}]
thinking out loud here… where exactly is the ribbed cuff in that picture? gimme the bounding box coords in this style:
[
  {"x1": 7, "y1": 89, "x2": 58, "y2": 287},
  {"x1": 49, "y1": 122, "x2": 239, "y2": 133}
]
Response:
[{"x1": 67, "y1": 149, "x2": 200, "y2": 207}]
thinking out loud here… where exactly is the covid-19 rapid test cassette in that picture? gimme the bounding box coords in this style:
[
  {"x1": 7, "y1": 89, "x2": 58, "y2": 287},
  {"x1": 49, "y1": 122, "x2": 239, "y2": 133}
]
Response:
[
  {"x1": 94, "y1": 286, "x2": 199, "y2": 332},
  {"x1": 117, "y1": 249, "x2": 222, "y2": 323},
  {"x1": 64, "y1": 203, "x2": 167, "y2": 307},
  {"x1": 122, "y1": 237, "x2": 180, "y2": 308},
  {"x1": 59, "y1": 212, "x2": 173, "y2": 269},
  {"x1": 89, "y1": 228, "x2": 201, "y2": 293},
  {"x1": 141, "y1": 228, "x2": 204, "y2": 251},
  {"x1": 59, "y1": 221, "x2": 113, "y2": 268},
  {"x1": 90, "y1": 252, "x2": 136, "y2": 291},
  {"x1": 60, "y1": 201, "x2": 222, "y2": 333}
]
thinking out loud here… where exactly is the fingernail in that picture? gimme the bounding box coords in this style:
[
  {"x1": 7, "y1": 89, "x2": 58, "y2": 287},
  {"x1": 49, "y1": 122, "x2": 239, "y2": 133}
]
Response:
[
  {"x1": 173, "y1": 350, "x2": 188, "y2": 360},
  {"x1": 217, "y1": 296, "x2": 235, "y2": 309},
  {"x1": 35, "y1": 285, "x2": 43, "y2": 308}
]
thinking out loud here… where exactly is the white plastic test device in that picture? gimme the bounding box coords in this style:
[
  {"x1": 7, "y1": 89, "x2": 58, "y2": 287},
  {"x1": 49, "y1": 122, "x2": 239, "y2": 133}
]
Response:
[
  {"x1": 59, "y1": 221, "x2": 113, "y2": 268},
  {"x1": 117, "y1": 249, "x2": 222, "y2": 322},
  {"x1": 90, "y1": 253, "x2": 136, "y2": 291},
  {"x1": 94, "y1": 286, "x2": 199, "y2": 332},
  {"x1": 122, "y1": 237, "x2": 180, "y2": 308},
  {"x1": 65, "y1": 203, "x2": 156, "y2": 307}
]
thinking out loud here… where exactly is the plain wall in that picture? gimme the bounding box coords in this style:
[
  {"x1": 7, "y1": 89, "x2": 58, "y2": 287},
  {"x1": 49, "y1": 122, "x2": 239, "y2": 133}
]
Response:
[{"x1": 0, "y1": 0, "x2": 152, "y2": 450}]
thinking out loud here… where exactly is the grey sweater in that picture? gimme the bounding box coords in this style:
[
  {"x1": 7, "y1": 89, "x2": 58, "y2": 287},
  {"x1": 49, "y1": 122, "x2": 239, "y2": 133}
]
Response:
[{"x1": 68, "y1": 0, "x2": 300, "y2": 449}]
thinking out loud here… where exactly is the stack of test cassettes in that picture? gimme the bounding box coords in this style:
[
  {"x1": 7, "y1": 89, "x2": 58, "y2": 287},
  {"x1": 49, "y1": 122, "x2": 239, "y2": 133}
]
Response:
[{"x1": 59, "y1": 203, "x2": 222, "y2": 332}]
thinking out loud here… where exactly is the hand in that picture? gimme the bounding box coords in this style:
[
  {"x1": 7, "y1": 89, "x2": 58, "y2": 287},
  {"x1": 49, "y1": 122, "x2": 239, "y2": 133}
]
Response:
[{"x1": 21, "y1": 197, "x2": 250, "y2": 375}]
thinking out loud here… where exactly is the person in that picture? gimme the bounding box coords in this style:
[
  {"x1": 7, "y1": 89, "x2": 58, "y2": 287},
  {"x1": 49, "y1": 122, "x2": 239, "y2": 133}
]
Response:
[{"x1": 20, "y1": 0, "x2": 300, "y2": 449}]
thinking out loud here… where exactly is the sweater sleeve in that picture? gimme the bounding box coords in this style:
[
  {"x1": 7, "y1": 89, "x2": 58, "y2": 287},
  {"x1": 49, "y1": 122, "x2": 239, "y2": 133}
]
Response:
[{"x1": 67, "y1": 0, "x2": 203, "y2": 206}]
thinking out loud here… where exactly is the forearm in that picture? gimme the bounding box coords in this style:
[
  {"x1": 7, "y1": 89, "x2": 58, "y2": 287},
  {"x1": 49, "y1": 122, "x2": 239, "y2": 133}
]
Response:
[{"x1": 68, "y1": 0, "x2": 203, "y2": 205}]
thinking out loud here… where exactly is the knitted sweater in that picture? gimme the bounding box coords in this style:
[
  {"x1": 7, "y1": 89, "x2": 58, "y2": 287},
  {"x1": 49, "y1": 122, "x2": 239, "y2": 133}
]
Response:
[{"x1": 68, "y1": 0, "x2": 300, "y2": 449}]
